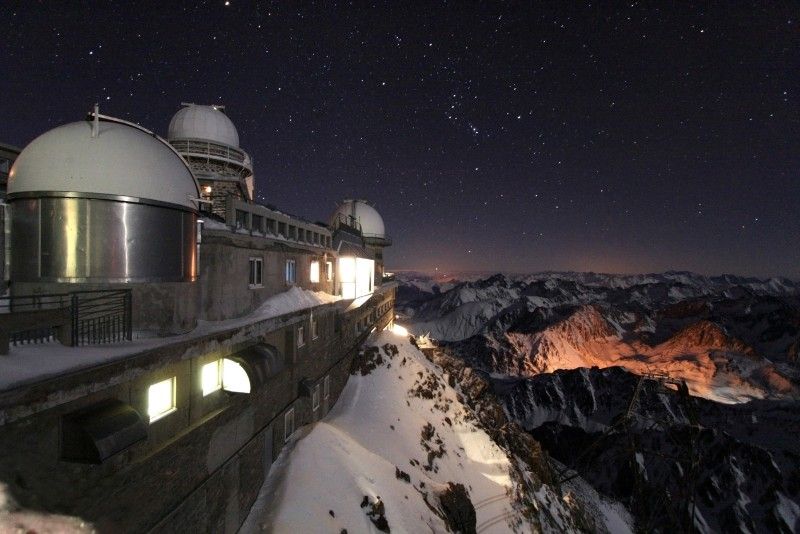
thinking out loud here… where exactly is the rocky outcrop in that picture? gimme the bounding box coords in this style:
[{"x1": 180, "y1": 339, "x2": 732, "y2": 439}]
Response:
[
  {"x1": 495, "y1": 366, "x2": 800, "y2": 534},
  {"x1": 436, "y1": 483, "x2": 476, "y2": 534}
]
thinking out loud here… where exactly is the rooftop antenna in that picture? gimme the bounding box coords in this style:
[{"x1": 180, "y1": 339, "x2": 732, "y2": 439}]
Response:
[{"x1": 91, "y1": 103, "x2": 100, "y2": 138}]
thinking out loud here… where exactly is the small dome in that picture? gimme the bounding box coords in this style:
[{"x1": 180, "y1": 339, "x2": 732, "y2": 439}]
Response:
[
  {"x1": 331, "y1": 199, "x2": 386, "y2": 238},
  {"x1": 168, "y1": 104, "x2": 239, "y2": 148},
  {"x1": 9, "y1": 119, "x2": 200, "y2": 210}
]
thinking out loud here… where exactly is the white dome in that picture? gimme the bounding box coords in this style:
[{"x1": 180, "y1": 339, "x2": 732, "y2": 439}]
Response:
[
  {"x1": 168, "y1": 104, "x2": 239, "y2": 147},
  {"x1": 8, "y1": 119, "x2": 200, "y2": 210},
  {"x1": 331, "y1": 199, "x2": 386, "y2": 238}
]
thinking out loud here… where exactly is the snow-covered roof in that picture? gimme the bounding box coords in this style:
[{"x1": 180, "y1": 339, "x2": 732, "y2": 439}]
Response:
[
  {"x1": 8, "y1": 117, "x2": 200, "y2": 210},
  {"x1": 168, "y1": 104, "x2": 240, "y2": 148}
]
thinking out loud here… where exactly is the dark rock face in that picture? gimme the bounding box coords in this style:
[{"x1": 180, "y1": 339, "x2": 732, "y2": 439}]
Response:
[
  {"x1": 437, "y1": 483, "x2": 476, "y2": 534},
  {"x1": 500, "y1": 367, "x2": 800, "y2": 534}
]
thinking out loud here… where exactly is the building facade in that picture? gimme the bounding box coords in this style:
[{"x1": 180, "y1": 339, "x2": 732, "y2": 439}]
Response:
[{"x1": 0, "y1": 105, "x2": 395, "y2": 532}]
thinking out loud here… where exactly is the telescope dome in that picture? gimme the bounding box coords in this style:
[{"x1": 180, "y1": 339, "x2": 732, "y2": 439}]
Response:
[
  {"x1": 8, "y1": 118, "x2": 200, "y2": 210},
  {"x1": 168, "y1": 104, "x2": 239, "y2": 148},
  {"x1": 331, "y1": 199, "x2": 386, "y2": 238}
]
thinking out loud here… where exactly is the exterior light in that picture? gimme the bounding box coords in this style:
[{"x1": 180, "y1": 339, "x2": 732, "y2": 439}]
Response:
[
  {"x1": 203, "y1": 185, "x2": 212, "y2": 194},
  {"x1": 222, "y1": 358, "x2": 250, "y2": 393},
  {"x1": 201, "y1": 360, "x2": 222, "y2": 396},
  {"x1": 148, "y1": 377, "x2": 176, "y2": 423}
]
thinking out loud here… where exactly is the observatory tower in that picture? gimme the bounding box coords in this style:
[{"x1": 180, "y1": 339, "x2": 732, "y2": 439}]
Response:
[
  {"x1": 168, "y1": 103, "x2": 254, "y2": 218},
  {"x1": 331, "y1": 199, "x2": 391, "y2": 285}
]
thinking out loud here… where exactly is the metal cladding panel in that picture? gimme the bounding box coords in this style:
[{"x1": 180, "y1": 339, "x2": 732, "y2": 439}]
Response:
[
  {"x1": 9, "y1": 198, "x2": 40, "y2": 277},
  {"x1": 10, "y1": 196, "x2": 197, "y2": 283}
]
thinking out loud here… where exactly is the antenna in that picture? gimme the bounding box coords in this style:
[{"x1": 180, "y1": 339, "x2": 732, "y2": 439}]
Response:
[{"x1": 91, "y1": 103, "x2": 100, "y2": 138}]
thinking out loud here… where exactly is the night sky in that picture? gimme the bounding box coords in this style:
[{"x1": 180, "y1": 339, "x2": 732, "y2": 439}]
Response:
[{"x1": 2, "y1": 2, "x2": 798, "y2": 277}]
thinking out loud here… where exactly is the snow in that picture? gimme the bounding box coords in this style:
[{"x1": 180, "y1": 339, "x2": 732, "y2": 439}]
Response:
[
  {"x1": 0, "y1": 482, "x2": 93, "y2": 533},
  {"x1": 0, "y1": 287, "x2": 339, "y2": 392},
  {"x1": 242, "y1": 327, "x2": 521, "y2": 533},
  {"x1": 560, "y1": 473, "x2": 634, "y2": 534},
  {"x1": 775, "y1": 492, "x2": 800, "y2": 533}
]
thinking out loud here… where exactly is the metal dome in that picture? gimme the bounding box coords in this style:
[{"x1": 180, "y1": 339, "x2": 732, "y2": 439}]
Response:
[
  {"x1": 168, "y1": 104, "x2": 240, "y2": 148},
  {"x1": 8, "y1": 117, "x2": 200, "y2": 210},
  {"x1": 331, "y1": 199, "x2": 386, "y2": 238}
]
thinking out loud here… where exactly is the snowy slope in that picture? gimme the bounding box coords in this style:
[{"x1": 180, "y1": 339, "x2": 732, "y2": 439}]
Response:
[
  {"x1": 0, "y1": 482, "x2": 93, "y2": 533},
  {"x1": 242, "y1": 328, "x2": 632, "y2": 533}
]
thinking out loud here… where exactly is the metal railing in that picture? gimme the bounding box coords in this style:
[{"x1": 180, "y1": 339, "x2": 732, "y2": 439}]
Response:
[
  {"x1": 330, "y1": 212, "x2": 362, "y2": 234},
  {"x1": 71, "y1": 290, "x2": 132, "y2": 346},
  {"x1": 170, "y1": 139, "x2": 248, "y2": 166},
  {"x1": 0, "y1": 289, "x2": 132, "y2": 350}
]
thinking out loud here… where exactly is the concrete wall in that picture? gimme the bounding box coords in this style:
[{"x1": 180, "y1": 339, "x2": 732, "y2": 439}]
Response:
[
  {"x1": 0, "y1": 285, "x2": 395, "y2": 533},
  {"x1": 199, "y1": 230, "x2": 335, "y2": 322},
  {"x1": 10, "y1": 280, "x2": 199, "y2": 335}
]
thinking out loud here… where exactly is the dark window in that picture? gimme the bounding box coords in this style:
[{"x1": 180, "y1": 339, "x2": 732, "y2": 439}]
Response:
[
  {"x1": 249, "y1": 258, "x2": 263, "y2": 287},
  {"x1": 252, "y1": 214, "x2": 264, "y2": 233},
  {"x1": 285, "y1": 259, "x2": 296, "y2": 283},
  {"x1": 236, "y1": 210, "x2": 249, "y2": 229}
]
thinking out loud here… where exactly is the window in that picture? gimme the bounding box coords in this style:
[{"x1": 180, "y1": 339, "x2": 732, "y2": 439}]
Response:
[
  {"x1": 298, "y1": 228, "x2": 305, "y2": 242},
  {"x1": 312, "y1": 384, "x2": 320, "y2": 411},
  {"x1": 148, "y1": 377, "x2": 176, "y2": 423},
  {"x1": 324, "y1": 375, "x2": 330, "y2": 399},
  {"x1": 284, "y1": 408, "x2": 295, "y2": 442},
  {"x1": 311, "y1": 318, "x2": 319, "y2": 340},
  {"x1": 236, "y1": 210, "x2": 249, "y2": 229},
  {"x1": 201, "y1": 360, "x2": 222, "y2": 396},
  {"x1": 310, "y1": 261, "x2": 320, "y2": 283},
  {"x1": 285, "y1": 259, "x2": 296, "y2": 284},
  {"x1": 288, "y1": 225, "x2": 297, "y2": 240},
  {"x1": 266, "y1": 219, "x2": 276, "y2": 235},
  {"x1": 297, "y1": 325, "x2": 305, "y2": 348},
  {"x1": 278, "y1": 221, "x2": 287, "y2": 238},
  {"x1": 326, "y1": 261, "x2": 333, "y2": 281},
  {"x1": 249, "y1": 258, "x2": 263, "y2": 288},
  {"x1": 252, "y1": 214, "x2": 264, "y2": 233}
]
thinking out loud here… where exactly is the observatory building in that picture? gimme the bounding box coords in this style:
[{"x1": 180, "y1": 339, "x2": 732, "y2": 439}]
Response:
[
  {"x1": 0, "y1": 103, "x2": 396, "y2": 533},
  {"x1": 168, "y1": 103, "x2": 254, "y2": 218},
  {"x1": 7, "y1": 111, "x2": 200, "y2": 333},
  {"x1": 331, "y1": 198, "x2": 392, "y2": 288}
]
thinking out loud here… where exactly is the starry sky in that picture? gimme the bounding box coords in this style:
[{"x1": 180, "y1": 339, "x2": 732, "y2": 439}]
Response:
[{"x1": 2, "y1": 2, "x2": 798, "y2": 278}]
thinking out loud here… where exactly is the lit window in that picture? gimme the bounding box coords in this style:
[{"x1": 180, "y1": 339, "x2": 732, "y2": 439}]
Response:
[
  {"x1": 148, "y1": 377, "x2": 176, "y2": 423},
  {"x1": 222, "y1": 359, "x2": 251, "y2": 394},
  {"x1": 339, "y1": 257, "x2": 356, "y2": 299},
  {"x1": 310, "y1": 261, "x2": 320, "y2": 283},
  {"x1": 297, "y1": 326, "x2": 305, "y2": 348},
  {"x1": 284, "y1": 408, "x2": 295, "y2": 442},
  {"x1": 324, "y1": 375, "x2": 330, "y2": 399},
  {"x1": 285, "y1": 259, "x2": 296, "y2": 284},
  {"x1": 312, "y1": 384, "x2": 320, "y2": 411},
  {"x1": 311, "y1": 318, "x2": 319, "y2": 340},
  {"x1": 201, "y1": 360, "x2": 222, "y2": 396},
  {"x1": 326, "y1": 261, "x2": 333, "y2": 281},
  {"x1": 249, "y1": 258, "x2": 263, "y2": 288}
]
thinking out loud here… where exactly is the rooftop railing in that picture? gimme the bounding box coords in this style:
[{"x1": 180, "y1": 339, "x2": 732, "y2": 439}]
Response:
[{"x1": 0, "y1": 289, "x2": 132, "y2": 354}]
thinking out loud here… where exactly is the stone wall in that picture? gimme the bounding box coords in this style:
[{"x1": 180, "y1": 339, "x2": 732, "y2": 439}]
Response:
[
  {"x1": 0, "y1": 284, "x2": 395, "y2": 533},
  {"x1": 199, "y1": 230, "x2": 335, "y2": 322}
]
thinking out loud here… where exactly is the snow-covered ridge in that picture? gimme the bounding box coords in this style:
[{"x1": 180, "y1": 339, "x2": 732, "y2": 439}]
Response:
[
  {"x1": 243, "y1": 328, "x2": 632, "y2": 533},
  {"x1": 397, "y1": 271, "x2": 800, "y2": 403}
]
